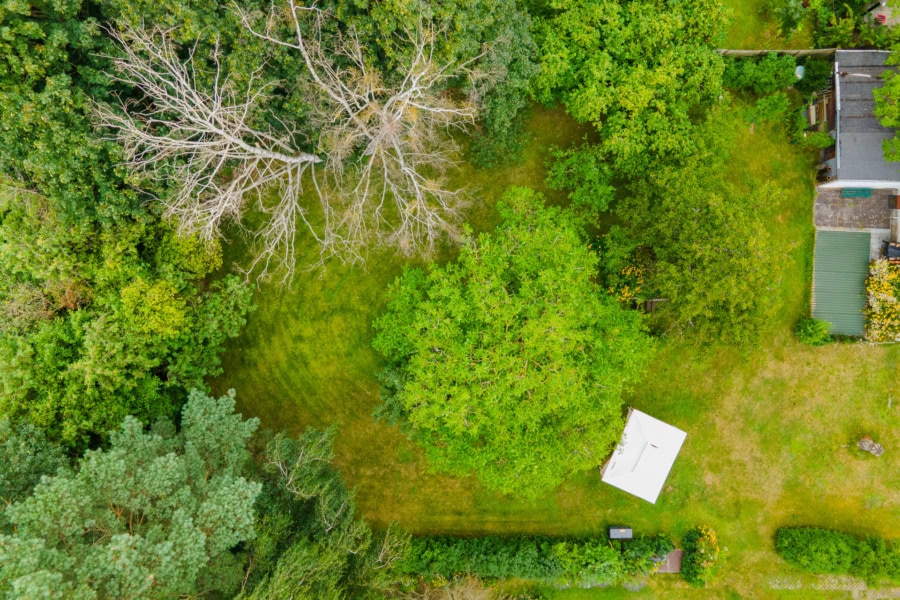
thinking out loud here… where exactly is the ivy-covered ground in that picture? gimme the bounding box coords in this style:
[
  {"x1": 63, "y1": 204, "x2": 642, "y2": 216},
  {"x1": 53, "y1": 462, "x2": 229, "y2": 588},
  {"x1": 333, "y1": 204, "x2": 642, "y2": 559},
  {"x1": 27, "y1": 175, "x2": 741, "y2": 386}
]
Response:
[{"x1": 214, "y1": 95, "x2": 900, "y2": 598}]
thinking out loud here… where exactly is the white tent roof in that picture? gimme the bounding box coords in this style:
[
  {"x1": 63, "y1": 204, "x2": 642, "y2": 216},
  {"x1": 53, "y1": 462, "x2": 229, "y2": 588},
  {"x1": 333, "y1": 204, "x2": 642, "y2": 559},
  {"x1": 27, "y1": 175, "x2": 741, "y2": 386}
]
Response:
[{"x1": 601, "y1": 408, "x2": 686, "y2": 504}]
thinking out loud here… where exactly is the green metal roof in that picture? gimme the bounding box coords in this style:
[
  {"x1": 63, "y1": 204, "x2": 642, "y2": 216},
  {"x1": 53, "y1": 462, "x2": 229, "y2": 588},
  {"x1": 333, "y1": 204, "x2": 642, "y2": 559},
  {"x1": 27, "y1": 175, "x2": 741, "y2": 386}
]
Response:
[{"x1": 812, "y1": 230, "x2": 870, "y2": 336}]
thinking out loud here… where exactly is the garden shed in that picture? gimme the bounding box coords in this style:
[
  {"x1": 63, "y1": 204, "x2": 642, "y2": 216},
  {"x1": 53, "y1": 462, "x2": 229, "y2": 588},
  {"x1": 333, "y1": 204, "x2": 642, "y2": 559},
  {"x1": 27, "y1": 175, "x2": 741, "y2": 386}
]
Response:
[
  {"x1": 811, "y1": 229, "x2": 870, "y2": 336},
  {"x1": 601, "y1": 409, "x2": 686, "y2": 504}
]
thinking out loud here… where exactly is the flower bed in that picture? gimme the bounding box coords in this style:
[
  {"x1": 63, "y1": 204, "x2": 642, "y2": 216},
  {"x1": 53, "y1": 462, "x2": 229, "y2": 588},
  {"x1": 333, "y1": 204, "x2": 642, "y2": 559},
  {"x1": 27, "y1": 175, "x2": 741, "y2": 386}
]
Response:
[{"x1": 865, "y1": 259, "x2": 900, "y2": 342}]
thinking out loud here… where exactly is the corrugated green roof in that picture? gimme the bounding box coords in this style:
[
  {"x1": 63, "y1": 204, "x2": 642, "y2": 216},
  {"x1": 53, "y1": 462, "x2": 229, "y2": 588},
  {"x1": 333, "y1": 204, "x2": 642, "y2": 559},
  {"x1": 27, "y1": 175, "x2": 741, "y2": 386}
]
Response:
[{"x1": 812, "y1": 230, "x2": 870, "y2": 336}]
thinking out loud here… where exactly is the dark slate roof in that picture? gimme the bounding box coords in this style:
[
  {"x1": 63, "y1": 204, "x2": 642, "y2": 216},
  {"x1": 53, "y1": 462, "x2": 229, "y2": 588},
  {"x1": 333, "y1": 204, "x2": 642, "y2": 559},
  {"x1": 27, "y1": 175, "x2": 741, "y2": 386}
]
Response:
[
  {"x1": 835, "y1": 50, "x2": 900, "y2": 181},
  {"x1": 812, "y1": 229, "x2": 870, "y2": 336}
]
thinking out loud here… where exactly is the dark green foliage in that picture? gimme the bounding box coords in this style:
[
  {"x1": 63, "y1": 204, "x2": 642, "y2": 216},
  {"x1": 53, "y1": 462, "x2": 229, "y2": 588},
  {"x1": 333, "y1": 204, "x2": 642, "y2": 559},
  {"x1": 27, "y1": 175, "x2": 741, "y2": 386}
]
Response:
[
  {"x1": 796, "y1": 318, "x2": 833, "y2": 346},
  {"x1": 0, "y1": 389, "x2": 262, "y2": 599},
  {"x1": 0, "y1": 418, "x2": 67, "y2": 530},
  {"x1": 776, "y1": 527, "x2": 860, "y2": 574},
  {"x1": 546, "y1": 143, "x2": 615, "y2": 216},
  {"x1": 241, "y1": 428, "x2": 410, "y2": 599},
  {"x1": 400, "y1": 534, "x2": 673, "y2": 586},
  {"x1": 407, "y1": 536, "x2": 559, "y2": 580},
  {"x1": 681, "y1": 526, "x2": 722, "y2": 587},
  {"x1": 469, "y1": 116, "x2": 531, "y2": 169},
  {"x1": 0, "y1": 0, "x2": 256, "y2": 446},
  {"x1": 776, "y1": 527, "x2": 900, "y2": 582},
  {"x1": 723, "y1": 54, "x2": 797, "y2": 95},
  {"x1": 795, "y1": 57, "x2": 833, "y2": 95},
  {"x1": 373, "y1": 187, "x2": 654, "y2": 497},
  {"x1": 0, "y1": 0, "x2": 134, "y2": 220},
  {"x1": 619, "y1": 534, "x2": 676, "y2": 579}
]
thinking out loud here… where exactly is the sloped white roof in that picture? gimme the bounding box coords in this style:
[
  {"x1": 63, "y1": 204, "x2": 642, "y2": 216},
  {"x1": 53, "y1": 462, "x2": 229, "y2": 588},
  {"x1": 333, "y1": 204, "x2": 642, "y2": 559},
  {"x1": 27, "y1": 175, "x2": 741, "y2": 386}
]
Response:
[{"x1": 601, "y1": 408, "x2": 686, "y2": 504}]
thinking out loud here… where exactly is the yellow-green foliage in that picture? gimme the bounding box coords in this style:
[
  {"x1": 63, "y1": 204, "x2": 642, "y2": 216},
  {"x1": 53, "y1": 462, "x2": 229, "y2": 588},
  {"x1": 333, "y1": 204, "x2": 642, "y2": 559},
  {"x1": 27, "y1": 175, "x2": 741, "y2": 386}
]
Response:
[
  {"x1": 120, "y1": 278, "x2": 186, "y2": 338},
  {"x1": 865, "y1": 259, "x2": 900, "y2": 342}
]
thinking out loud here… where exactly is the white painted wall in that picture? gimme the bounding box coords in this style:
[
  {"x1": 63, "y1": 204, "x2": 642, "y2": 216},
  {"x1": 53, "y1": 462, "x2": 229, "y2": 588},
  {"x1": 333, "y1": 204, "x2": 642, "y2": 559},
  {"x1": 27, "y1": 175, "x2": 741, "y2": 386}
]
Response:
[{"x1": 818, "y1": 180, "x2": 900, "y2": 190}]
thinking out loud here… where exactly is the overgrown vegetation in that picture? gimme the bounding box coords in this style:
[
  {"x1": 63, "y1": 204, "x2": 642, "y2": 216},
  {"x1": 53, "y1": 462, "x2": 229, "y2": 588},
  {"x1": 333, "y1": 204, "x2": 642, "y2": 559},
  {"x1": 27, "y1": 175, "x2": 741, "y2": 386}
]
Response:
[{"x1": 795, "y1": 317, "x2": 833, "y2": 346}]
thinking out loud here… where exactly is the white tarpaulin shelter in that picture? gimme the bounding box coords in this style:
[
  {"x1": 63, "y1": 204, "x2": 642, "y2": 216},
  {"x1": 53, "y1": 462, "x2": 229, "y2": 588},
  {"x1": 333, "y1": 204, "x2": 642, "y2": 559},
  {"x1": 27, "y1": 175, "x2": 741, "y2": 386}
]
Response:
[{"x1": 601, "y1": 408, "x2": 687, "y2": 504}]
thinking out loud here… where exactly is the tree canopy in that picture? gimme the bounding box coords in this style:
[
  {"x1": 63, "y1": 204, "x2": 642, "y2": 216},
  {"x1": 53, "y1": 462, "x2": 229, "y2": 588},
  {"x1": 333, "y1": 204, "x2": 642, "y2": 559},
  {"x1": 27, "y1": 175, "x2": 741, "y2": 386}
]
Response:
[
  {"x1": 240, "y1": 428, "x2": 409, "y2": 599},
  {"x1": 531, "y1": 0, "x2": 727, "y2": 175},
  {"x1": 0, "y1": 189, "x2": 253, "y2": 447},
  {"x1": 373, "y1": 187, "x2": 654, "y2": 497},
  {"x1": 602, "y1": 115, "x2": 788, "y2": 344},
  {"x1": 0, "y1": 389, "x2": 261, "y2": 599}
]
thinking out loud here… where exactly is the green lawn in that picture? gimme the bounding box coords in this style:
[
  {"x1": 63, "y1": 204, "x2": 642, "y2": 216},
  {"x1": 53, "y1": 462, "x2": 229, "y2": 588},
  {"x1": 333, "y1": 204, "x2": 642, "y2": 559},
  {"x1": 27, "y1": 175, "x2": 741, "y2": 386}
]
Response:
[
  {"x1": 213, "y1": 102, "x2": 900, "y2": 599},
  {"x1": 722, "y1": 0, "x2": 815, "y2": 49}
]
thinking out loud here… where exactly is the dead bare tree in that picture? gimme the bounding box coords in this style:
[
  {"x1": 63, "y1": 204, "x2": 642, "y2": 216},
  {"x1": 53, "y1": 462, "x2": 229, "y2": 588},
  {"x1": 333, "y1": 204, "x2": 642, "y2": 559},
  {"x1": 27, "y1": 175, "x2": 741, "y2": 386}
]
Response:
[
  {"x1": 97, "y1": 4, "x2": 482, "y2": 281},
  {"x1": 95, "y1": 25, "x2": 324, "y2": 281}
]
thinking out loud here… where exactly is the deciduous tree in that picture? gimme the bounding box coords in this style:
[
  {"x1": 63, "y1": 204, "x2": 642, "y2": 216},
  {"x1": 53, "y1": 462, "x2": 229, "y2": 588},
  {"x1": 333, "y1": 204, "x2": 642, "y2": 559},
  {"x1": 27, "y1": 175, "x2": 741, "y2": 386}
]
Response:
[
  {"x1": 531, "y1": 0, "x2": 726, "y2": 175},
  {"x1": 98, "y1": 3, "x2": 497, "y2": 279},
  {"x1": 373, "y1": 187, "x2": 653, "y2": 497},
  {"x1": 0, "y1": 188, "x2": 253, "y2": 447}
]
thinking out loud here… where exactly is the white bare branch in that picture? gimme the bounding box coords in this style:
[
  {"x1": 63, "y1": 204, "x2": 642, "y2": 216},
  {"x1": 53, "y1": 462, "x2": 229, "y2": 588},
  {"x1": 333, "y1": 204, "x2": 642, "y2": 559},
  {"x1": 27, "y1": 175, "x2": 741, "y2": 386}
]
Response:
[{"x1": 97, "y1": 5, "x2": 481, "y2": 281}]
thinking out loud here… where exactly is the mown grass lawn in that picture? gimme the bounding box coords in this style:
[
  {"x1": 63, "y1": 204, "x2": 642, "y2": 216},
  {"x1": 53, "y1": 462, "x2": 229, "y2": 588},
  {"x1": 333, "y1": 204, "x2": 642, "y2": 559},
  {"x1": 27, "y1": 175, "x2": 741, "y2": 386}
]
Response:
[
  {"x1": 213, "y1": 98, "x2": 900, "y2": 599},
  {"x1": 721, "y1": 0, "x2": 815, "y2": 49}
]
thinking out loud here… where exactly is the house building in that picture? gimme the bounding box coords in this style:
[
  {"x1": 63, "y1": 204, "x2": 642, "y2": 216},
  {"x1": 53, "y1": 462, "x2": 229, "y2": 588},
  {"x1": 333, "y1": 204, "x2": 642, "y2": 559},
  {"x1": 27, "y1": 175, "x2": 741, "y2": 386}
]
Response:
[{"x1": 812, "y1": 50, "x2": 900, "y2": 336}]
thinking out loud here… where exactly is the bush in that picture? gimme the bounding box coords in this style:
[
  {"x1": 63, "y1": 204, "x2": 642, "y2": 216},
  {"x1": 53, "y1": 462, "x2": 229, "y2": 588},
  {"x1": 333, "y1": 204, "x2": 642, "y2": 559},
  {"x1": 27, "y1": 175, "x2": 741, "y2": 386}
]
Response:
[
  {"x1": 400, "y1": 534, "x2": 674, "y2": 586},
  {"x1": 681, "y1": 527, "x2": 722, "y2": 587},
  {"x1": 795, "y1": 57, "x2": 833, "y2": 95},
  {"x1": 776, "y1": 527, "x2": 900, "y2": 581},
  {"x1": 724, "y1": 54, "x2": 797, "y2": 94},
  {"x1": 796, "y1": 318, "x2": 832, "y2": 346},
  {"x1": 745, "y1": 92, "x2": 791, "y2": 125},
  {"x1": 776, "y1": 527, "x2": 857, "y2": 573}
]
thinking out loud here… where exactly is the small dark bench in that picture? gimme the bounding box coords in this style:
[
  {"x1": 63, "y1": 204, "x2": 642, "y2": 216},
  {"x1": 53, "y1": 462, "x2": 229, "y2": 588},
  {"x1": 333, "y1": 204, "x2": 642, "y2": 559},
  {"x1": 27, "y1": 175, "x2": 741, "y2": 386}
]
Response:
[{"x1": 608, "y1": 526, "x2": 633, "y2": 540}]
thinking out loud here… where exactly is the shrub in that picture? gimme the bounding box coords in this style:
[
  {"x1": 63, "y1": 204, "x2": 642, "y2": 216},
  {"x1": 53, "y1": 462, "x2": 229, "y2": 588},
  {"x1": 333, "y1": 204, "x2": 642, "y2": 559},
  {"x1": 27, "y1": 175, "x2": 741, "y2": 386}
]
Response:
[
  {"x1": 795, "y1": 57, "x2": 833, "y2": 95},
  {"x1": 745, "y1": 92, "x2": 791, "y2": 125},
  {"x1": 796, "y1": 131, "x2": 836, "y2": 150},
  {"x1": 776, "y1": 527, "x2": 900, "y2": 582},
  {"x1": 620, "y1": 533, "x2": 675, "y2": 580},
  {"x1": 681, "y1": 527, "x2": 722, "y2": 587},
  {"x1": 776, "y1": 527, "x2": 857, "y2": 574},
  {"x1": 796, "y1": 318, "x2": 832, "y2": 346},
  {"x1": 724, "y1": 54, "x2": 797, "y2": 94},
  {"x1": 400, "y1": 534, "x2": 674, "y2": 587}
]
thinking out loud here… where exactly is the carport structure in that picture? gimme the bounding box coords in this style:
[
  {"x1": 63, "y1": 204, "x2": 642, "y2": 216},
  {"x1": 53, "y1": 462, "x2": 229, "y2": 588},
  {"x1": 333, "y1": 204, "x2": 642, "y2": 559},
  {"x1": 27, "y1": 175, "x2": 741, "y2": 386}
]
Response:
[{"x1": 811, "y1": 229, "x2": 870, "y2": 336}]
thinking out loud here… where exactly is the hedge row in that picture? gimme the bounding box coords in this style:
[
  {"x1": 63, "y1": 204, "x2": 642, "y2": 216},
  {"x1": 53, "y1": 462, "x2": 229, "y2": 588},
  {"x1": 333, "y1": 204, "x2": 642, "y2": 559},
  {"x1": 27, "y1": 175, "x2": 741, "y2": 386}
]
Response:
[
  {"x1": 776, "y1": 527, "x2": 900, "y2": 582},
  {"x1": 399, "y1": 534, "x2": 673, "y2": 587}
]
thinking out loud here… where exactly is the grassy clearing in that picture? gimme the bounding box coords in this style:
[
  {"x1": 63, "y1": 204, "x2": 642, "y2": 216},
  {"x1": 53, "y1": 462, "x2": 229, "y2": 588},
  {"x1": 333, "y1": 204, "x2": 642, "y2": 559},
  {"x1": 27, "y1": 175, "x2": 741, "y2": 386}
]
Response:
[
  {"x1": 722, "y1": 0, "x2": 815, "y2": 49},
  {"x1": 214, "y1": 101, "x2": 900, "y2": 598}
]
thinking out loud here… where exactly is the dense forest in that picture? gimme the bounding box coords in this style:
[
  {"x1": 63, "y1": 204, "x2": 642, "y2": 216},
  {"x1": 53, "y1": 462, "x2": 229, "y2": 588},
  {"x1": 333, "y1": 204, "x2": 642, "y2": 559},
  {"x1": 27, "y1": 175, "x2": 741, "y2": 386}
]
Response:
[{"x1": 2, "y1": 0, "x2": 900, "y2": 597}]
